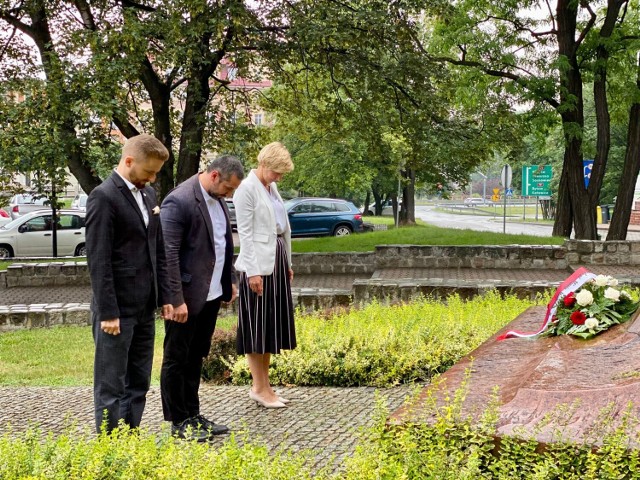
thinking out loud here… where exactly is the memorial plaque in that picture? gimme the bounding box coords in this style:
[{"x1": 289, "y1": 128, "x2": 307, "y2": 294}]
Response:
[{"x1": 390, "y1": 306, "x2": 640, "y2": 446}]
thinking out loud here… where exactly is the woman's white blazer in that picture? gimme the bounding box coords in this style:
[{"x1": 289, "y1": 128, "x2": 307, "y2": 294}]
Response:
[{"x1": 233, "y1": 170, "x2": 292, "y2": 277}]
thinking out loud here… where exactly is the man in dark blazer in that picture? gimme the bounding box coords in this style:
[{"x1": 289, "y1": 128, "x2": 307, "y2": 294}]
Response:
[
  {"x1": 160, "y1": 155, "x2": 243, "y2": 441},
  {"x1": 86, "y1": 133, "x2": 174, "y2": 433}
]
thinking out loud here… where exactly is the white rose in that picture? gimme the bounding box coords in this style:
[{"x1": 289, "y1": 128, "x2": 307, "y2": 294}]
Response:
[
  {"x1": 585, "y1": 317, "x2": 599, "y2": 329},
  {"x1": 621, "y1": 290, "x2": 631, "y2": 299},
  {"x1": 576, "y1": 289, "x2": 594, "y2": 306},
  {"x1": 608, "y1": 278, "x2": 619, "y2": 287},
  {"x1": 604, "y1": 287, "x2": 620, "y2": 302},
  {"x1": 594, "y1": 275, "x2": 609, "y2": 287}
]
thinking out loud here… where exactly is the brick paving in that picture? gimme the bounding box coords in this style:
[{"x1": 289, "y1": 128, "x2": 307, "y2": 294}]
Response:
[
  {"x1": 0, "y1": 285, "x2": 93, "y2": 305},
  {"x1": 0, "y1": 384, "x2": 413, "y2": 471},
  {"x1": 373, "y1": 267, "x2": 571, "y2": 283}
]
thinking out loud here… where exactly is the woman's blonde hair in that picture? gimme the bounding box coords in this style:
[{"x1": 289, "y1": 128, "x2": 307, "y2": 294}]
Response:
[{"x1": 257, "y1": 142, "x2": 294, "y2": 173}]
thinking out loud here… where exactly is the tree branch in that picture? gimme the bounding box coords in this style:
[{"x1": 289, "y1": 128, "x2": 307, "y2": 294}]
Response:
[
  {"x1": 575, "y1": 1, "x2": 596, "y2": 48},
  {"x1": 119, "y1": 0, "x2": 156, "y2": 12}
]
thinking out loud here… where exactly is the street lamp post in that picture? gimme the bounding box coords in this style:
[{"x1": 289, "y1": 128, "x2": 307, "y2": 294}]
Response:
[{"x1": 477, "y1": 172, "x2": 487, "y2": 203}]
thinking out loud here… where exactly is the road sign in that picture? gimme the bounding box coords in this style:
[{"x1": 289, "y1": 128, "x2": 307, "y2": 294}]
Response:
[
  {"x1": 522, "y1": 165, "x2": 552, "y2": 196},
  {"x1": 583, "y1": 159, "x2": 593, "y2": 188},
  {"x1": 500, "y1": 164, "x2": 512, "y2": 189},
  {"x1": 505, "y1": 188, "x2": 513, "y2": 197}
]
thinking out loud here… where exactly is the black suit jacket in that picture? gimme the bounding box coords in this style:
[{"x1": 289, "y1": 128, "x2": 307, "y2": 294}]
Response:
[
  {"x1": 160, "y1": 174, "x2": 237, "y2": 317},
  {"x1": 86, "y1": 172, "x2": 171, "y2": 321}
]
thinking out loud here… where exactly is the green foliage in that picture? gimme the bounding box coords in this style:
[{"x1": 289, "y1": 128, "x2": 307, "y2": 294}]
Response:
[
  {"x1": 0, "y1": 426, "x2": 326, "y2": 480},
  {"x1": 343, "y1": 387, "x2": 640, "y2": 480},
  {"x1": 225, "y1": 292, "x2": 540, "y2": 387}
]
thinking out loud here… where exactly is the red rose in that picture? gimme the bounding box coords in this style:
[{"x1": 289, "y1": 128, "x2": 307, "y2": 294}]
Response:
[
  {"x1": 564, "y1": 292, "x2": 576, "y2": 307},
  {"x1": 570, "y1": 310, "x2": 586, "y2": 325}
]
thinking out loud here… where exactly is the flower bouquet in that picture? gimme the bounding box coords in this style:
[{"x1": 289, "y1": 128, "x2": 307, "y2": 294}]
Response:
[
  {"x1": 543, "y1": 274, "x2": 639, "y2": 339},
  {"x1": 499, "y1": 267, "x2": 639, "y2": 341}
]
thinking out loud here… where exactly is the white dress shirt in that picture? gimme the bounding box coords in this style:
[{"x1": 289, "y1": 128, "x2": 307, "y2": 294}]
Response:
[
  {"x1": 200, "y1": 184, "x2": 227, "y2": 301},
  {"x1": 115, "y1": 169, "x2": 149, "y2": 227},
  {"x1": 268, "y1": 186, "x2": 287, "y2": 235}
]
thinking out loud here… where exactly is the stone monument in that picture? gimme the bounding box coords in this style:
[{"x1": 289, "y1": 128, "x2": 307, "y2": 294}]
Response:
[{"x1": 390, "y1": 306, "x2": 640, "y2": 446}]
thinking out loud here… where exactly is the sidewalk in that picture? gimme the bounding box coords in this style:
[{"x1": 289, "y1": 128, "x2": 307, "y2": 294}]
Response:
[{"x1": 0, "y1": 384, "x2": 413, "y2": 471}]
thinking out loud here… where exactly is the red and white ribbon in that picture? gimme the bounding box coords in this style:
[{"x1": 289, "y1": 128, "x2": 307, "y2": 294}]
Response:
[{"x1": 497, "y1": 267, "x2": 596, "y2": 340}]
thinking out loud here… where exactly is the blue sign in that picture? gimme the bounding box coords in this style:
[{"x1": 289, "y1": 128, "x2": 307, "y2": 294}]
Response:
[
  {"x1": 583, "y1": 159, "x2": 594, "y2": 188},
  {"x1": 505, "y1": 188, "x2": 513, "y2": 197}
]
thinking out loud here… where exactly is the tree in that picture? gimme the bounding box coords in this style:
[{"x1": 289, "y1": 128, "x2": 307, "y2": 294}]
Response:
[
  {"x1": 426, "y1": 0, "x2": 640, "y2": 239},
  {"x1": 0, "y1": 0, "x2": 277, "y2": 198},
  {"x1": 259, "y1": 1, "x2": 521, "y2": 223}
]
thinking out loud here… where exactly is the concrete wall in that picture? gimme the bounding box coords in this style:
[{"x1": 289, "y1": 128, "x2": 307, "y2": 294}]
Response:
[{"x1": 3, "y1": 239, "x2": 640, "y2": 331}]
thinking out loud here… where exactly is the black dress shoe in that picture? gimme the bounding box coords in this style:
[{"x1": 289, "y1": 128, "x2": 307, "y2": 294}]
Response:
[
  {"x1": 171, "y1": 417, "x2": 211, "y2": 442},
  {"x1": 193, "y1": 414, "x2": 229, "y2": 435}
]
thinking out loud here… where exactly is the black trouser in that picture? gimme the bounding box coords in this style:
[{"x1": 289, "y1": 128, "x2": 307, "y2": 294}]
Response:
[
  {"x1": 92, "y1": 298, "x2": 156, "y2": 433},
  {"x1": 160, "y1": 299, "x2": 221, "y2": 423}
]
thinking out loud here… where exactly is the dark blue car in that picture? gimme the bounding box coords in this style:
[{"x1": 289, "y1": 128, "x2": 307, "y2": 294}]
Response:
[{"x1": 284, "y1": 197, "x2": 364, "y2": 237}]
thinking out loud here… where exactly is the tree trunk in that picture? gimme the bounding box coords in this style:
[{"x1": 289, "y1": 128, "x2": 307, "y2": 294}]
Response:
[
  {"x1": 607, "y1": 53, "x2": 640, "y2": 240},
  {"x1": 137, "y1": 57, "x2": 175, "y2": 200},
  {"x1": 176, "y1": 74, "x2": 210, "y2": 185},
  {"x1": 554, "y1": 0, "x2": 597, "y2": 239},
  {"x1": 399, "y1": 167, "x2": 415, "y2": 226},
  {"x1": 552, "y1": 142, "x2": 574, "y2": 236},
  {"x1": 363, "y1": 190, "x2": 371, "y2": 215},
  {"x1": 371, "y1": 184, "x2": 384, "y2": 215}
]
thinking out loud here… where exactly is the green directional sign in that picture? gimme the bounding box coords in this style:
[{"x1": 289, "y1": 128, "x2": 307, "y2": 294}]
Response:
[{"x1": 522, "y1": 165, "x2": 552, "y2": 196}]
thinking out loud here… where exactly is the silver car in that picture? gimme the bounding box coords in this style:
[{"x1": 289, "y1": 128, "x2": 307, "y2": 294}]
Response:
[
  {"x1": 70, "y1": 193, "x2": 88, "y2": 211},
  {"x1": 225, "y1": 198, "x2": 237, "y2": 230},
  {"x1": 0, "y1": 209, "x2": 86, "y2": 258},
  {"x1": 7, "y1": 193, "x2": 48, "y2": 219}
]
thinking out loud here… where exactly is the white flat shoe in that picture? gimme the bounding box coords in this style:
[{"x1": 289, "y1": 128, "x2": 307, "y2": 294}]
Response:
[{"x1": 249, "y1": 389, "x2": 286, "y2": 409}]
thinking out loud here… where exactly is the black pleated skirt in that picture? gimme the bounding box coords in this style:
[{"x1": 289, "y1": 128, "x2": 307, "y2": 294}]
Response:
[{"x1": 237, "y1": 237, "x2": 296, "y2": 354}]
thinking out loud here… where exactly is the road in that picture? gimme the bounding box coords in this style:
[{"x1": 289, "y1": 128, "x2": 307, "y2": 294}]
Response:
[
  {"x1": 414, "y1": 205, "x2": 555, "y2": 237},
  {"x1": 414, "y1": 205, "x2": 640, "y2": 240}
]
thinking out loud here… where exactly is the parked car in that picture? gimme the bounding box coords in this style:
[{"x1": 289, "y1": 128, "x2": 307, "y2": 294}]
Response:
[
  {"x1": 0, "y1": 209, "x2": 86, "y2": 258},
  {"x1": 464, "y1": 197, "x2": 494, "y2": 207},
  {"x1": 0, "y1": 209, "x2": 10, "y2": 228},
  {"x1": 71, "y1": 193, "x2": 88, "y2": 211},
  {"x1": 224, "y1": 198, "x2": 237, "y2": 230},
  {"x1": 284, "y1": 197, "x2": 364, "y2": 237},
  {"x1": 7, "y1": 193, "x2": 48, "y2": 219}
]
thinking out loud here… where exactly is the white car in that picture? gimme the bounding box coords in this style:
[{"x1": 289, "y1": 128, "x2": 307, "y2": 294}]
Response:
[
  {"x1": 71, "y1": 193, "x2": 88, "y2": 211},
  {"x1": 464, "y1": 198, "x2": 494, "y2": 207},
  {"x1": 0, "y1": 209, "x2": 86, "y2": 258}
]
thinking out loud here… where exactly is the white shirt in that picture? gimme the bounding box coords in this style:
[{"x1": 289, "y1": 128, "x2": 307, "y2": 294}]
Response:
[
  {"x1": 200, "y1": 184, "x2": 227, "y2": 301},
  {"x1": 269, "y1": 186, "x2": 287, "y2": 234},
  {"x1": 115, "y1": 169, "x2": 149, "y2": 227}
]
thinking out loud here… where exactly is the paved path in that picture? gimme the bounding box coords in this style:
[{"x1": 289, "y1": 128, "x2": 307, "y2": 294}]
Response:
[{"x1": 0, "y1": 384, "x2": 413, "y2": 471}]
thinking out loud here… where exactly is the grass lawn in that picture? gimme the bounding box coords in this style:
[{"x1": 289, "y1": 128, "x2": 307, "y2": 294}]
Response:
[
  {"x1": 292, "y1": 222, "x2": 564, "y2": 253},
  {"x1": 0, "y1": 314, "x2": 237, "y2": 386}
]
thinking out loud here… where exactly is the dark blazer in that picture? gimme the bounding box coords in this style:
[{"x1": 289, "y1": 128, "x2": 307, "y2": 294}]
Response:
[
  {"x1": 160, "y1": 174, "x2": 237, "y2": 316},
  {"x1": 86, "y1": 172, "x2": 171, "y2": 321}
]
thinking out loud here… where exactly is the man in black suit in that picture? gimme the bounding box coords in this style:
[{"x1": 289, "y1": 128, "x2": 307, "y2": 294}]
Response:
[
  {"x1": 86, "y1": 134, "x2": 174, "y2": 433},
  {"x1": 160, "y1": 155, "x2": 243, "y2": 441}
]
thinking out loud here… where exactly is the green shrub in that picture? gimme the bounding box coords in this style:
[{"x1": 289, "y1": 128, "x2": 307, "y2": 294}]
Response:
[
  {"x1": 342, "y1": 383, "x2": 640, "y2": 480},
  {"x1": 0, "y1": 425, "x2": 329, "y2": 480},
  {"x1": 202, "y1": 327, "x2": 237, "y2": 383},
  {"x1": 217, "y1": 291, "x2": 541, "y2": 387}
]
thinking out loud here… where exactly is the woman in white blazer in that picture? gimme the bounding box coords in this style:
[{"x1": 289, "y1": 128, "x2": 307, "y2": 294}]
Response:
[{"x1": 233, "y1": 142, "x2": 295, "y2": 409}]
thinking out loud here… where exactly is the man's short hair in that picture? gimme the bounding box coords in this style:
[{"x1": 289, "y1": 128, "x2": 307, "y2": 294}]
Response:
[
  {"x1": 257, "y1": 142, "x2": 294, "y2": 173},
  {"x1": 206, "y1": 155, "x2": 245, "y2": 181},
  {"x1": 122, "y1": 134, "x2": 170, "y2": 163}
]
